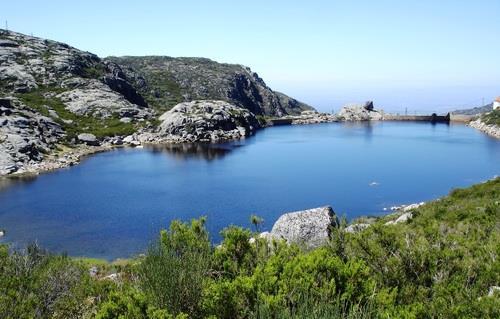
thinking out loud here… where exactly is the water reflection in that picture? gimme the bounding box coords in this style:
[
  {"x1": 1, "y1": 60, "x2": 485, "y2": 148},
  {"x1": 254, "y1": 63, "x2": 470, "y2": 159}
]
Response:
[
  {"x1": 146, "y1": 143, "x2": 239, "y2": 161},
  {"x1": 0, "y1": 175, "x2": 37, "y2": 191},
  {"x1": 342, "y1": 121, "x2": 374, "y2": 142}
]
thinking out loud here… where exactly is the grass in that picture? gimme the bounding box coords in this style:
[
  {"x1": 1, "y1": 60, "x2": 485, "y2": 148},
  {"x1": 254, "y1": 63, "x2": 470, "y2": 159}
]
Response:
[
  {"x1": 142, "y1": 71, "x2": 184, "y2": 113},
  {"x1": 482, "y1": 109, "x2": 500, "y2": 126},
  {"x1": 16, "y1": 87, "x2": 138, "y2": 140},
  {"x1": 256, "y1": 115, "x2": 271, "y2": 126},
  {"x1": 81, "y1": 64, "x2": 107, "y2": 79}
]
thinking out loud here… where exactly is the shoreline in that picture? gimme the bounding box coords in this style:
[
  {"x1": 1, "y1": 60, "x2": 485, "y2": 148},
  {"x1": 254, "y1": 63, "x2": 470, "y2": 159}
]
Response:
[
  {"x1": 1, "y1": 152, "x2": 497, "y2": 260},
  {"x1": 2, "y1": 117, "x2": 498, "y2": 180},
  {"x1": 468, "y1": 118, "x2": 500, "y2": 139},
  {"x1": 3, "y1": 176, "x2": 498, "y2": 261}
]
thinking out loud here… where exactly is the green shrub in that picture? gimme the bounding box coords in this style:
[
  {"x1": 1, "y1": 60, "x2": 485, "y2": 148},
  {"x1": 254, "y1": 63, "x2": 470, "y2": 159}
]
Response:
[
  {"x1": 0, "y1": 244, "x2": 96, "y2": 319},
  {"x1": 482, "y1": 109, "x2": 500, "y2": 126},
  {"x1": 17, "y1": 87, "x2": 138, "y2": 140},
  {"x1": 1, "y1": 179, "x2": 499, "y2": 318},
  {"x1": 138, "y1": 218, "x2": 211, "y2": 317}
]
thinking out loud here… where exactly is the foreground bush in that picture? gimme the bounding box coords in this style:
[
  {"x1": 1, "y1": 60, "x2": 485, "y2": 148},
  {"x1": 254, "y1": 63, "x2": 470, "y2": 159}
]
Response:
[{"x1": 0, "y1": 178, "x2": 499, "y2": 318}]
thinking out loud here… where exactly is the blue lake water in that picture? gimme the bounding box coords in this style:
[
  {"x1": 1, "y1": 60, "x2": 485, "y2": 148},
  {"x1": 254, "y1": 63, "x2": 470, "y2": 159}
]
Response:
[{"x1": 0, "y1": 121, "x2": 499, "y2": 260}]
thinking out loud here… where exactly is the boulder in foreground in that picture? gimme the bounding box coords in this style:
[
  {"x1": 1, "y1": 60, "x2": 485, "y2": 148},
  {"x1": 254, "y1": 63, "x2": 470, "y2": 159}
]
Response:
[{"x1": 270, "y1": 206, "x2": 338, "y2": 248}]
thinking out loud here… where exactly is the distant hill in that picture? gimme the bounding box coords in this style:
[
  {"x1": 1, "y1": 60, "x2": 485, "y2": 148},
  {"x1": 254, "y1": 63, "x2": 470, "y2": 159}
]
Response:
[
  {"x1": 106, "y1": 56, "x2": 313, "y2": 116},
  {"x1": 451, "y1": 103, "x2": 493, "y2": 115}
]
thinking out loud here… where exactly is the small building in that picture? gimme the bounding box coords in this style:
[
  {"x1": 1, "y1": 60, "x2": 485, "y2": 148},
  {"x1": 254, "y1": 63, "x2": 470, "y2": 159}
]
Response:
[{"x1": 494, "y1": 97, "x2": 500, "y2": 110}]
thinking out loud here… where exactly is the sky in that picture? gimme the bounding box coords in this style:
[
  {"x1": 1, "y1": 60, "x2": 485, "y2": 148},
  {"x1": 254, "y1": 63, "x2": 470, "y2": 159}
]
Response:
[{"x1": 2, "y1": 0, "x2": 500, "y2": 112}]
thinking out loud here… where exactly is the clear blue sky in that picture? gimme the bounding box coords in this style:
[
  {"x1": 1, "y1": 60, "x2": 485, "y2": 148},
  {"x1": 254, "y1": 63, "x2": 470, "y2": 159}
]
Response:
[{"x1": 3, "y1": 0, "x2": 500, "y2": 112}]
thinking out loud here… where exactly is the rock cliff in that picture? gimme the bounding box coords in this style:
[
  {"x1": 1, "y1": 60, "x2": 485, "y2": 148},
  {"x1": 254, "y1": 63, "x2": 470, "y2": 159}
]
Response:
[
  {"x1": 0, "y1": 29, "x2": 153, "y2": 175},
  {"x1": 106, "y1": 56, "x2": 314, "y2": 116}
]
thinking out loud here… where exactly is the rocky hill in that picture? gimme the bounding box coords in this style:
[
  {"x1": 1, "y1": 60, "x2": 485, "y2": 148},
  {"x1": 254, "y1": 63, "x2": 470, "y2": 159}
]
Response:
[
  {"x1": 106, "y1": 56, "x2": 313, "y2": 116},
  {"x1": 0, "y1": 29, "x2": 154, "y2": 175},
  {"x1": 0, "y1": 29, "x2": 313, "y2": 176},
  {"x1": 452, "y1": 103, "x2": 493, "y2": 115}
]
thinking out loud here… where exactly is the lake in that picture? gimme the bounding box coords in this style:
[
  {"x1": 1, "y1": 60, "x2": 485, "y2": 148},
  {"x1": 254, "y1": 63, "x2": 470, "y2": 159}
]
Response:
[{"x1": 0, "y1": 121, "x2": 498, "y2": 260}]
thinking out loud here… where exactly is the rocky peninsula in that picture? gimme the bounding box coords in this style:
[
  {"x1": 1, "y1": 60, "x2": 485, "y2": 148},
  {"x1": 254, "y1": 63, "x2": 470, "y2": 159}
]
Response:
[
  {"x1": 468, "y1": 110, "x2": 500, "y2": 139},
  {"x1": 0, "y1": 29, "x2": 311, "y2": 177}
]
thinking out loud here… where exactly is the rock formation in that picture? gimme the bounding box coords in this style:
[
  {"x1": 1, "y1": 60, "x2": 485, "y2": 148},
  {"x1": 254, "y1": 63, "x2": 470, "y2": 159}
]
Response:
[
  {"x1": 0, "y1": 97, "x2": 65, "y2": 175},
  {"x1": 337, "y1": 101, "x2": 383, "y2": 121},
  {"x1": 290, "y1": 110, "x2": 338, "y2": 125},
  {"x1": 267, "y1": 206, "x2": 338, "y2": 248},
  {"x1": 468, "y1": 116, "x2": 500, "y2": 139},
  {"x1": 106, "y1": 56, "x2": 314, "y2": 116},
  {"x1": 0, "y1": 29, "x2": 313, "y2": 176},
  {"x1": 0, "y1": 29, "x2": 153, "y2": 175},
  {"x1": 157, "y1": 100, "x2": 260, "y2": 142}
]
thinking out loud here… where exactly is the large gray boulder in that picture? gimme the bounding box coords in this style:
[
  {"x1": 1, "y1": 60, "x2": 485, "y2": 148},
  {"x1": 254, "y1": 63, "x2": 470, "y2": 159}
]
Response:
[
  {"x1": 338, "y1": 101, "x2": 383, "y2": 121},
  {"x1": 270, "y1": 206, "x2": 338, "y2": 248},
  {"x1": 157, "y1": 100, "x2": 260, "y2": 142},
  {"x1": 77, "y1": 133, "x2": 99, "y2": 146}
]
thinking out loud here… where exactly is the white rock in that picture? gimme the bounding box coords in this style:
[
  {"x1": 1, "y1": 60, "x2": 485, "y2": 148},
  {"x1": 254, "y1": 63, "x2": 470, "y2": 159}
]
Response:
[
  {"x1": 89, "y1": 266, "x2": 98, "y2": 277},
  {"x1": 337, "y1": 102, "x2": 383, "y2": 121},
  {"x1": 102, "y1": 273, "x2": 120, "y2": 282},
  {"x1": 345, "y1": 223, "x2": 370, "y2": 233},
  {"x1": 488, "y1": 286, "x2": 500, "y2": 297},
  {"x1": 270, "y1": 206, "x2": 338, "y2": 248},
  {"x1": 77, "y1": 133, "x2": 99, "y2": 146},
  {"x1": 385, "y1": 212, "x2": 413, "y2": 225}
]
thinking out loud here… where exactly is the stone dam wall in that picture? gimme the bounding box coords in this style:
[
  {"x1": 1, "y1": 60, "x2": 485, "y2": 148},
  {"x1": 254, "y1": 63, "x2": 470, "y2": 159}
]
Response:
[{"x1": 383, "y1": 113, "x2": 451, "y2": 123}]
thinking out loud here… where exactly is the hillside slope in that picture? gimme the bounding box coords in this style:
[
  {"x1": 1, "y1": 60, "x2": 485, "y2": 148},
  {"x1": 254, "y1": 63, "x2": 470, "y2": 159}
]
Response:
[
  {"x1": 0, "y1": 29, "x2": 153, "y2": 175},
  {"x1": 106, "y1": 56, "x2": 313, "y2": 116},
  {"x1": 0, "y1": 30, "x2": 312, "y2": 175},
  {"x1": 452, "y1": 103, "x2": 493, "y2": 115}
]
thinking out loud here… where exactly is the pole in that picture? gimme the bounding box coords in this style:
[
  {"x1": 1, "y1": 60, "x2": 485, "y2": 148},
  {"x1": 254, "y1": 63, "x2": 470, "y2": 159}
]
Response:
[{"x1": 5, "y1": 20, "x2": 8, "y2": 31}]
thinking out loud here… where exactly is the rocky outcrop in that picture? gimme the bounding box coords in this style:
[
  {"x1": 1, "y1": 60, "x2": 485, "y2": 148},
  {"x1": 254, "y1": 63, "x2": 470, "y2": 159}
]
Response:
[
  {"x1": 106, "y1": 56, "x2": 314, "y2": 116},
  {"x1": 77, "y1": 133, "x2": 99, "y2": 146},
  {"x1": 385, "y1": 202, "x2": 424, "y2": 225},
  {"x1": 468, "y1": 118, "x2": 500, "y2": 139},
  {"x1": 385, "y1": 212, "x2": 413, "y2": 225},
  {"x1": 156, "y1": 100, "x2": 260, "y2": 142},
  {"x1": 0, "y1": 29, "x2": 316, "y2": 176},
  {"x1": 290, "y1": 110, "x2": 338, "y2": 125},
  {"x1": 268, "y1": 206, "x2": 338, "y2": 248},
  {"x1": 0, "y1": 29, "x2": 153, "y2": 175},
  {"x1": 0, "y1": 97, "x2": 65, "y2": 175},
  {"x1": 56, "y1": 79, "x2": 151, "y2": 119},
  {"x1": 337, "y1": 101, "x2": 383, "y2": 121}
]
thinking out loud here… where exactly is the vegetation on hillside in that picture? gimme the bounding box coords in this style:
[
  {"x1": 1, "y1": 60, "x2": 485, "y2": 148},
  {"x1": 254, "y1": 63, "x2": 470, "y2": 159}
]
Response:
[
  {"x1": 0, "y1": 178, "x2": 499, "y2": 318},
  {"x1": 106, "y1": 56, "x2": 313, "y2": 116},
  {"x1": 482, "y1": 109, "x2": 500, "y2": 126},
  {"x1": 16, "y1": 87, "x2": 138, "y2": 140}
]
